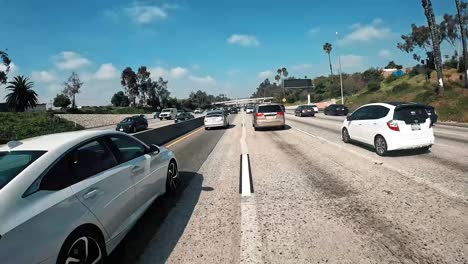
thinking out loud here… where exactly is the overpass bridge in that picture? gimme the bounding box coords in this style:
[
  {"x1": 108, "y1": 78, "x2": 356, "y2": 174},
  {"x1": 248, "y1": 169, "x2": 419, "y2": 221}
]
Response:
[{"x1": 211, "y1": 97, "x2": 274, "y2": 106}]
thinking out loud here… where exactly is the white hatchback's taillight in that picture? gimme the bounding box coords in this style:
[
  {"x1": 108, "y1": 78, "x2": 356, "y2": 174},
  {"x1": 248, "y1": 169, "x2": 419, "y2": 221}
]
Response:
[{"x1": 387, "y1": 120, "x2": 400, "y2": 131}]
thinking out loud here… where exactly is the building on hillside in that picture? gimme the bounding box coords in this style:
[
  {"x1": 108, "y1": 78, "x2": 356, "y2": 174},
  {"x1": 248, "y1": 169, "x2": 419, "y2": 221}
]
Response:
[{"x1": 382, "y1": 68, "x2": 406, "y2": 78}]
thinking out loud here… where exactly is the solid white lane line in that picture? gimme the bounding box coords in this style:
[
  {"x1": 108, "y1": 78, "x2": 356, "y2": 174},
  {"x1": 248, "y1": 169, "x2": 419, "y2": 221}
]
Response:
[
  {"x1": 241, "y1": 154, "x2": 251, "y2": 196},
  {"x1": 291, "y1": 126, "x2": 466, "y2": 202}
]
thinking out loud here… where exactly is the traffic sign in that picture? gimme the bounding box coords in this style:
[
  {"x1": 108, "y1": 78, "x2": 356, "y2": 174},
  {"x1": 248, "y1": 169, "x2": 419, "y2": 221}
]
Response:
[{"x1": 282, "y1": 98, "x2": 286, "y2": 103}]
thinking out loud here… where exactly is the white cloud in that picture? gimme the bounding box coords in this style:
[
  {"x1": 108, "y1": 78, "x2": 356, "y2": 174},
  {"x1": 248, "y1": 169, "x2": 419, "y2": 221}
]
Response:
[
  {"x1": 307, "y1": 27, "x2": 320, "y2": 35},
  {"x1": 170, "y1": 67, "x2": 188, "y2": 78},
  {"x1": 125, "y1": 4, "x2": 167, "y2": 24},
  {"x1": 378, "y1": 49, "x2": 391, "y2": 59},
  {"x1": 338, "y1": 55, "x2": 366, "y2": 69},
  {"x1": 31, "y1": 70, "x2": 57, "y2": 83},
  {"x1": 0, "y1": 62, "x2": 18, "y2": 76},
  {"x1": 189, "y1": 75, "x2": 215, "y2": 84},
  {"x1": 338, "y1": 20, "x2": 392, "y2": 46},
  {"x1": 94, "y1": 63, "x2": 118, "y2": 80},
  {"x1": 149, "y1": 66, "x2": 168, "y2": 79},
  {"x1": 149, "y1": 66, "x2": 189, "y2": 79},
  {"x1": 55, "y1": 51, "x2": 91, "y2": 70},
  {"x1": 258, "y1": 70, "x2": 274, "y2": 79},
  {"x1": 227, "y1": 34, "x2": 260, "y2": 47}
]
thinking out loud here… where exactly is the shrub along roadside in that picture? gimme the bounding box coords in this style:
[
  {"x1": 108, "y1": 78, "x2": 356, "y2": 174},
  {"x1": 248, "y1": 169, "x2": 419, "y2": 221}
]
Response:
[{"x1": 0, "y1": 113, "x2": 83, "y2": 145}]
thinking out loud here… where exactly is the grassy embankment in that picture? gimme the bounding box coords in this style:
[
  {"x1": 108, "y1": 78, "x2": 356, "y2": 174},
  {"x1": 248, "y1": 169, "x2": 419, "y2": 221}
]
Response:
[
  {"x1": 345, "y1": 69, "x2": 468, "y2": 122},
  {"x1": 0, "y1": 113, "x2": 83, "y2": 145}
]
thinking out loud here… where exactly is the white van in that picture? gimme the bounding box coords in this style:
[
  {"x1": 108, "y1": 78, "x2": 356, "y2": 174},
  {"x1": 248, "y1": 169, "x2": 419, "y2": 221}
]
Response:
[{"x1": 159, "y1": 108, "x2": 177, "y2": 120}]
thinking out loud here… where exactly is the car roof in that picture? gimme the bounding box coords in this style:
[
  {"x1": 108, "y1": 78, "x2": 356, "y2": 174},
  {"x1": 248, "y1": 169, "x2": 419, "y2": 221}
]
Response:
[{"x1": 0, "y1": 130, "x2": 125, "y2": 152}]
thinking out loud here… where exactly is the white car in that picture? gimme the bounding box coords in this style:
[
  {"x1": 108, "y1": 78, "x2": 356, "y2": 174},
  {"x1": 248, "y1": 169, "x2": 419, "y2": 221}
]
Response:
[
  {"x1": 0, "y1": 130, "x2": 179, "y2": 264},
  {"x1": 246, "y1": 106, "x2": 254, "y2": 114},
  {"x1": 310, "y1": 104, "x2": 319, "y2": 113},
  {"x1": 194, "y1": 108, "x2": 203, "y2": 114},
  {"x1": 159, "y1": 108, "x2": 177, "y2": 120},
  {"x1": 204, "y1": 110, "x2": 229, "y2": 130},
  {"x1": 341, "y1": 102, "x2": 434, "y2": 156}
]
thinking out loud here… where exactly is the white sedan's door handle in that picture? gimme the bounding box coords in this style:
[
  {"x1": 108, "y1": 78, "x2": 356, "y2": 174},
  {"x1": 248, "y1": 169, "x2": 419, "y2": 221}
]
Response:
[
  {"x1": 131, "y1": 165, "x2": 144, "y2": 174},
  {"x1": 83, "y1": 189, "x2": 98, "y2": 200}
]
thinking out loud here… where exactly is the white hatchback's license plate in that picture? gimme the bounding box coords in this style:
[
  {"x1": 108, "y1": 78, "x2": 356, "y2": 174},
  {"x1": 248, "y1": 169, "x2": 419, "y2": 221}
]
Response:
[
  {"x1": 411, "y1": 124, "x2": 421, "y2": 131},
  {"x1": 266, "y1": 116, "x2": 275, "y2": 120}
]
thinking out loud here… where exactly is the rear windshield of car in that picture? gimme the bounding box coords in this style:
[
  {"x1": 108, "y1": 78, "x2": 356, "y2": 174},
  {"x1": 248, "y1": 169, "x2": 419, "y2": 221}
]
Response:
[
  {"x1": 122, "y1": 118, "x2": 134, "y2": 122},
  {"x1": 302, "y1": 105, "x2": 313, "y2": 109},
  {"x1": 394, "y1": 106, "x2": 429, "y2": 124},
  {"x1": 162, "y1": 109, "x2": 171, "y2": 112},
  {"x1": 258, "y1": 105, "x2": 283, "y2": 113},
  {"x1": 0, "y1": 151, "x2": 46, "y2": 190},
  {"x1": 207, "y1": 112, "x2": 223, "y2": 117}
]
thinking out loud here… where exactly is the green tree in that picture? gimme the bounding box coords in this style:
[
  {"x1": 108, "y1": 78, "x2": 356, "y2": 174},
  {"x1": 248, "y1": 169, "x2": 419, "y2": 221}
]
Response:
[
  {"x1": 111, "y1": 91, "x2": 130, "y2": 107},
  {"x1": 422, "y1": 0, "x2": 444, "y2": 96},
  {"x1": 63, "y1": 72, "x2": 83, "y2": 109},
  {"x1": 0, "y1": 50, "x2": 11, "y2": 85},
  {"x1": 385, "y1": 61, "x2": 403, "y2": 69},
  {"x1": 362, "y1": 68, "x2": 383, "y2": 83},
  {"x1": 4, "y1": 76, "x2": 38, "y2": 112},
  {"x1": 53, "y1": 94, "x2": 71, "y2": 109},
  {"x1": 323, "y1": 42, "x2": 334, "y2": 82},
  {"x1": 136, "y1": 66, "x2": 151, "y2": 105},
  {"x1": 121, "y1": 67, "x2": 138, "y2": 106}
]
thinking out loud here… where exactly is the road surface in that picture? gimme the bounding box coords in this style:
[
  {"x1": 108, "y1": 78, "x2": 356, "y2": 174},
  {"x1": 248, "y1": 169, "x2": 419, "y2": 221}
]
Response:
[{"x1": 111, "y1": 111, "x2": 467, "y2": 264}]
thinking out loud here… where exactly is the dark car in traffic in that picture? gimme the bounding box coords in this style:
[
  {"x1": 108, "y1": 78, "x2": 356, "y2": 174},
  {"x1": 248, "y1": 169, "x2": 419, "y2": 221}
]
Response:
[
  {"x1": 116, "y1": 115, "x2": 148, "y2": 133},
  {"x1": 324, "y1": 104, "x2": 349, "y2": 116},
  {"x1": 229, "y1": 107, "x2": 238, "y2": 114},
  {"x1": 294, "y1": 105, "x2": 315, "y2": 117},
  {"x1": 175, "y1": 112, "x2": 195, "y2": 123}
]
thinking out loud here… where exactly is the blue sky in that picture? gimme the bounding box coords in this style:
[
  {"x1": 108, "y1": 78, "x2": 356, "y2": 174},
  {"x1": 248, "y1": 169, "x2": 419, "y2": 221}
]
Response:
[{"x1": 0, "y1": 0, "x2": 457, "y2": 105}]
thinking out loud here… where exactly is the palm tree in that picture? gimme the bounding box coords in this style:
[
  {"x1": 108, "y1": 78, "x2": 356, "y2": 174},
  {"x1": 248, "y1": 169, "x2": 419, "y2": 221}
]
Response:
[
  {"x1": 5, "y1": 76, "x2": 38, "y2": 112},
  {"x1": 323, "y1": 42, "x2": 334, "y2": 82},
  {"x1": 422, "y1": 0, "x2": 444, "y2": 96}
]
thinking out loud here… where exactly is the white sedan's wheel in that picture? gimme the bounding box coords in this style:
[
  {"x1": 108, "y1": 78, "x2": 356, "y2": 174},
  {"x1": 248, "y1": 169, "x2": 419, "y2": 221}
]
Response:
[
  {"x1": 166, "y1": 161, "x2": 179, "y2": 193},
  {"x1": 58, "y1": 230, "x2": 105, "y2": 264}
]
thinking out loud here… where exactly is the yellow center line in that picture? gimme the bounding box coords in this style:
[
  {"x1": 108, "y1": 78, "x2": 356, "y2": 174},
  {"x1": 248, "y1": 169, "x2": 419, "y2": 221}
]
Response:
[{"x1": 164, "y1": 126, "x2": 205, "y2": 148}]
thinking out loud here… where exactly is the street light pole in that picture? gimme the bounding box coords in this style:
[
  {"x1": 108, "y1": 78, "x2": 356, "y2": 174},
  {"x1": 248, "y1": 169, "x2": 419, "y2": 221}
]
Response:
[{"x1": 336, "y1": 32, "x2": 344, "y2": 104}]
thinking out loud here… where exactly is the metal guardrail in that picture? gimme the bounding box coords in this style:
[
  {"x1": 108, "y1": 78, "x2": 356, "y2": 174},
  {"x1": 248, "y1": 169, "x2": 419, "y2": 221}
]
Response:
[{"x1": 134, "y1": 117, "x2": 204, "y2": 146}]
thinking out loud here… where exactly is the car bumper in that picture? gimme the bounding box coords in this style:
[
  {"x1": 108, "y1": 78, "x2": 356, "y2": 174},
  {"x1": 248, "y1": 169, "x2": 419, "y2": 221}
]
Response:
[
  {"x1": 387, "y1": 136, "x2": 435, "y2": 151},
  {"x1": 297, "y1": 112, "x2": 315, "y2": 116},
  {"x1": 255, "y1": 119, "x2": 285, "y2": 127},
  {"x1": 205, "y1": 121, "x2": 225, "y2": 128}
]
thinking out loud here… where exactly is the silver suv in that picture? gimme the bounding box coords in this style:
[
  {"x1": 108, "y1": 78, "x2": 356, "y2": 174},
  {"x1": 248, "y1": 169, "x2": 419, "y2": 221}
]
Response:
[{"x1": 253, "y1": 104, "x2": 285, "y2": 130}]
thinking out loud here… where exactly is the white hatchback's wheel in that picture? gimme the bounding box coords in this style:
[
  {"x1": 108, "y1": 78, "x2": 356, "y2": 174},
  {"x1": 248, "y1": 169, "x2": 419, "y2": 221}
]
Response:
[
  {"x1": 166, "y1": 161, "x2": 179, "y2": 193},
  {"x1": 58, "y1": 229, "x2": 105, "y2": 264},
  {"x1": 374, "y1": 135, "x2": 388, "y2": 156},
  {"x1": 342, "y1": 128, "x2": 351, "y2": 143}
]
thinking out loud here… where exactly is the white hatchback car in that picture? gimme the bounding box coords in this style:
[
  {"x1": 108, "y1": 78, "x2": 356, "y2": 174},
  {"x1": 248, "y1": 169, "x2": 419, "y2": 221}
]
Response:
[
  {"x1": 341, "y1": 102, "x2": 434, "y2": 156},
  {"x1": 0, "y1": 130, "x2": 179, "y2": 264}
]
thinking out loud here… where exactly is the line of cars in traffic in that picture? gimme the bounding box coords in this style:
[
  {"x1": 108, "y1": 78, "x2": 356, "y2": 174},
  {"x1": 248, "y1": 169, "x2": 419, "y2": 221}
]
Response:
[{"x1": 248, "y1": 101, "x2": 436, "y2": 156}]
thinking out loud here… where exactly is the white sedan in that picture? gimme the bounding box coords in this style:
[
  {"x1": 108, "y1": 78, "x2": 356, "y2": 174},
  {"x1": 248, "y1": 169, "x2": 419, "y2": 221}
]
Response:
[
  {"x1": 341, "y1": 102, "x2": 434, "y2": 156},
  {"x1": 0, "y1": 130, "x2": 179, "y2": 264}
]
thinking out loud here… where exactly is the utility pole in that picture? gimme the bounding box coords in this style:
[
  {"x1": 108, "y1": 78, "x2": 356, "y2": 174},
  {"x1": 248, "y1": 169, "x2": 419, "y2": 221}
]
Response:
[{"x1": 336, "y1": 32, "x2": 344, "y2": 104}]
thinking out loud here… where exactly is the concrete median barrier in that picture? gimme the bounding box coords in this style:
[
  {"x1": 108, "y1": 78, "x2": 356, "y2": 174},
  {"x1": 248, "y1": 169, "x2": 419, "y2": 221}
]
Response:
[{"x1": 134, "y1": 117, "x2": 204, "y2": 146}]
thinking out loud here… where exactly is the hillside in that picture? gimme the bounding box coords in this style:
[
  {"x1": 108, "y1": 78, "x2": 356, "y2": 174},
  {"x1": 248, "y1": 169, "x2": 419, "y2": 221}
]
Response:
[{"x1": 344, "y1": 69, "x2": 468, "y2": 123}]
